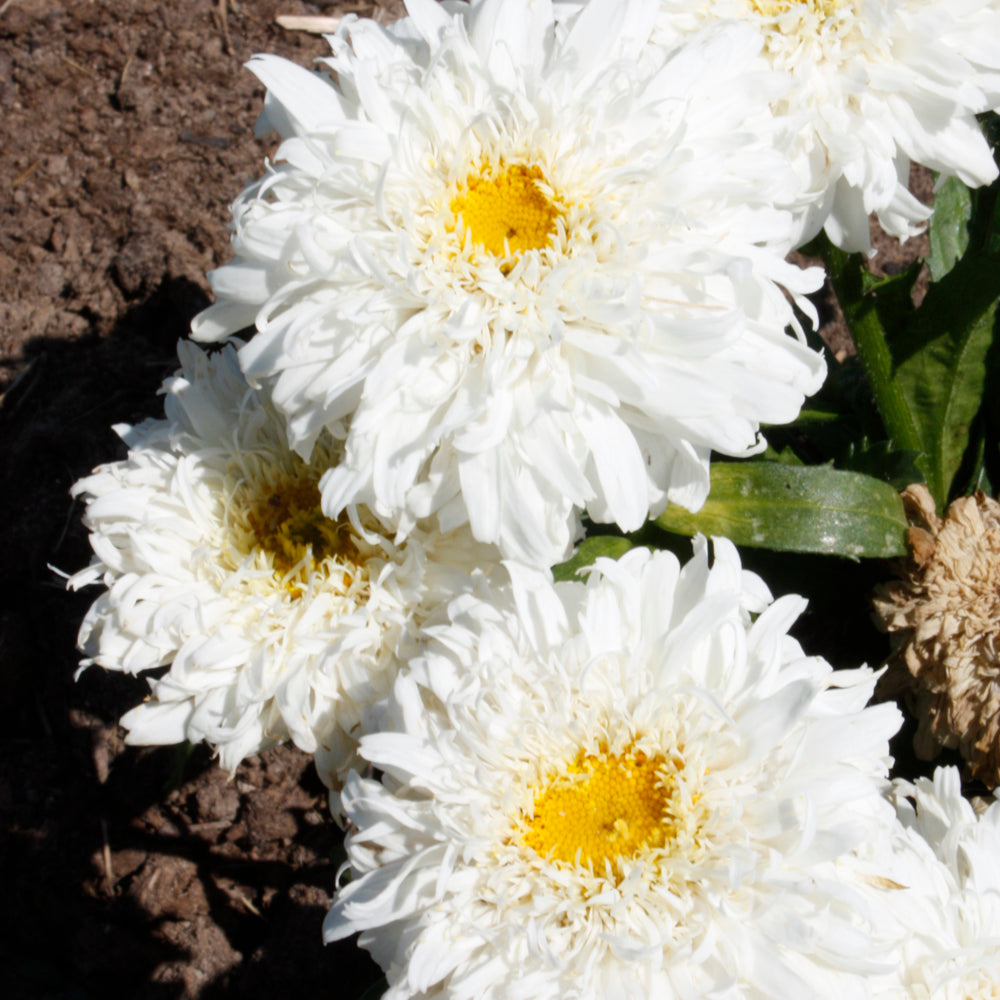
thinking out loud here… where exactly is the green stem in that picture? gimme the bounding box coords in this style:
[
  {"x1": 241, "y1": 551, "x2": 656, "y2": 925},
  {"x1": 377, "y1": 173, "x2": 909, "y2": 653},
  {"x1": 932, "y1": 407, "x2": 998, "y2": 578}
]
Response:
[{"x1": 821, "y1": 240, "x2": 923, "y2": 454}]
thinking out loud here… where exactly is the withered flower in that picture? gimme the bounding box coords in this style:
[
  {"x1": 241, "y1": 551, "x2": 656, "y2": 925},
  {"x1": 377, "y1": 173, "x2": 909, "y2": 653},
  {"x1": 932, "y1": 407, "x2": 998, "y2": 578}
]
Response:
[{"x1": 873, "y1": 484, "x2": 1000, "y2": 787}]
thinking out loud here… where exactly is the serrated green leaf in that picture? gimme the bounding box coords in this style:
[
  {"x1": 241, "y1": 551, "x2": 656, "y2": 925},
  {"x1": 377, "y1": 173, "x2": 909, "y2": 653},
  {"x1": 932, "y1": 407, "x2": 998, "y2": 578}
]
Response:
[
  {"x1": 653, "y1": 462, "x2": 908, "y2": 559},
  {"x1": 927, "y1": 176, "x2": 972, "y2": 281},
  {"x1": 869, "y1": 261, "x2": 925, "y2": 338},
  {"x1": 800, "y1": 356, "x2": 883, "y2": 451},
  {"x1": 552, "y1": 535, "x2": 634, "y2": 581},
  {"x1": 893, "y1": 254, "x2": 1000, "y2": 508},
  {"x1": 761, "y1": 443, "x2": 804, "y2": 465},
  {"x1": 823, "y1": 243, "x2": 924, "y2": 453},
  {"x1": 838, "y1": 439, "x2": 924, "y2": 491},
  {"x1": 860, "y1": 261, "x2": 922, "y2": 303}
]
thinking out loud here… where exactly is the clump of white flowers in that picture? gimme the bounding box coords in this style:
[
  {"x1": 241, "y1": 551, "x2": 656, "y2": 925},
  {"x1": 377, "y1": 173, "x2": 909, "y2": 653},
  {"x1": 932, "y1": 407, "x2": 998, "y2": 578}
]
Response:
[
  {"x1": 191, "y1": 0, "x2": 825, "y2": 567},
  {"x1": 64, "y1": 0, "x2": 1000, "y2": 994},
  {"x1": 69, "y1": 341, "x2": 500, "y2": 789},
  {"x1": 326, "y1": 541, "x2": 907, "y2": 998},
  {"x1": 888, "y1": 767, "x2": 1000, "y2": 998},
  {"x1": 844, "y1": 767, "x2": 1000, "y2": 998},
  {"x1": 645, "y1": 0, "x2": 1000, "y2": 251}
]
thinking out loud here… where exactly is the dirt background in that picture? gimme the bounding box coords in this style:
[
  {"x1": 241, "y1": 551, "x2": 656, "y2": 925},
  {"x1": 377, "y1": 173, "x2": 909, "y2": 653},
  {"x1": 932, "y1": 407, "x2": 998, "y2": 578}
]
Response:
[
  {"x1": 0, "y1": 2, "x2": 932, "y2": 998},
  {"x1": 0, "y1": 2, "x2": 402, "y2": 997}
]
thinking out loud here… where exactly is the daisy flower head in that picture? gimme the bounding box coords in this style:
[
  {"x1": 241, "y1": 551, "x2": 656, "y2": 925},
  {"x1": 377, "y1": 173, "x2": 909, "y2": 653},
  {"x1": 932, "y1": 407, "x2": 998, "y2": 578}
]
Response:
[
  {"x1": 883, "y1": 767, "x2": 1000, "y2": 999},
  {"x1": 68, "y1": 341, "x2": 500, "y2": 788},
  {"x1": 191, "y1": 0, "x2": 826, "y2": 568},
  {"x1": 326, "y1": 539, "x2": 905, "y2": 999},
  {"x1": 648, "y1": 0, "x2": 1000, "y2": 251}
]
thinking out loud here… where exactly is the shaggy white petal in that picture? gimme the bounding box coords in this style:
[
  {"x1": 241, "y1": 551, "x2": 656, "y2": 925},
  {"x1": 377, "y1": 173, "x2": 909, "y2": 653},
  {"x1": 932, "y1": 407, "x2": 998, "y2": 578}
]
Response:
[
  {"x1": 68, "y1": 342, "x2": 501, "y2": 788},
  {"x1": 644, "y1": 0, "x2": 1000, "y2": 251},
  {"x1": 326, "y1": 541, "x2": 905, "y2": 998},
  {"x1": 864, "y1": 768, "x2": 1000, "y2": 999},
  {"x1": 192, "y1": 0, "x2": 825, "y2": 567}
]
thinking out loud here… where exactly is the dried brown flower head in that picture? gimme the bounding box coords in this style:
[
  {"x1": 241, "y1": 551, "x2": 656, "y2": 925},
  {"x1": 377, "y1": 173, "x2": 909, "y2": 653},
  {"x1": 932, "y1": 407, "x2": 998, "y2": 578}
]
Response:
[{"x1": 873, "y1": 484, "x2": 1000, "y2": 788}]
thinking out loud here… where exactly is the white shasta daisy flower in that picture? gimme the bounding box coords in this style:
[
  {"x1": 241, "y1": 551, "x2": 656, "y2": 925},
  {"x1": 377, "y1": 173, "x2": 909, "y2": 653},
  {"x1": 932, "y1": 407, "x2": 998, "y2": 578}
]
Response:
[
  {"x1": 875, "y1": 767, "x2": 1000, "y2": 999},
  {"x1": 646, "y1": 0, "x2": 1000, "y2": 250},
  {"x1": 191, "y1": 0, "x2": 825, "y2": 568},
  {"x1": 325, "y1": 540, "x2": 904, "y2": 998},
  {"x1": 68, "y1": 341, "x2": 500, "y2": 788}
]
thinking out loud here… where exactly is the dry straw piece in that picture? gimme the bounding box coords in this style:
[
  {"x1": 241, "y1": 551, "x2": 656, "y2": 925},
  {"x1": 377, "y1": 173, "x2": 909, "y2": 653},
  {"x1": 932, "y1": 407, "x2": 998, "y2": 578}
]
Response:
[{"x1": 873, "y1": 484, "x2": 1000, "y2": 787}]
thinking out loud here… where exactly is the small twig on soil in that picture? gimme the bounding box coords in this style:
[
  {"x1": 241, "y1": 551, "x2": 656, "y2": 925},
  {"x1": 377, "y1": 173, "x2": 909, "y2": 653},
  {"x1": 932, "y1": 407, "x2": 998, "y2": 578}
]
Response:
[
  {"x1": 221, "y1": 883, "x2": 263, "y2": 917},
  {"x1": 60, "y1": 53, "x2": 93, "y2": 77},
  {"x1": 0, "y1": 0, "x2": 18, "y2": 18},
  {"x1": 100, "y1": 818, "x2": 114, "y2": 884},
  {"x1": 118, "y1": 49, "x2": 135, "y2": 92},
  {"x1": 276, "y1": 14, "x2": 343, "y2": 34},
  {"x1": 217, "y1": 0, "x2": 232, "y2": 55},
  {"x1": 11, "y1": 161, "x2": 39, "y2": 188},
  {"x1": 115, "y1": 48, "x2": 137, "y2": 109}
]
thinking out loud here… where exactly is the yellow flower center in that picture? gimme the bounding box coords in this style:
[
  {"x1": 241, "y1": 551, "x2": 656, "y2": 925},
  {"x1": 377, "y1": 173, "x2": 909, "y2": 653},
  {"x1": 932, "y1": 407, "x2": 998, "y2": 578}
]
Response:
[
  {"x1": 747, "y1": 0, "x2": 840, "y2": 16},
  {"x1": 521, "y1": 744, "x2": 676, "y2": 871},
  {"x1": 450, "y1": 161, "x2": 562, "y2": 257},
  {"x1": 245, "y1": 476, "x2": 356, "y2": 578},
  {"x1": 226, "y1": 462, "x2": 366, "y2": 598}
]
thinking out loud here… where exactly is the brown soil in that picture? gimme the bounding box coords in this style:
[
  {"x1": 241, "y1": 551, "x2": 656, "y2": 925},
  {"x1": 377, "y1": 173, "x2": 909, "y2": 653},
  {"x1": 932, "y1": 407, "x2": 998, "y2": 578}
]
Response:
[
  {"x1": 0, "y1": 2, "x2": 927, "y2": 998},
  {"x1": 0, "y1": 2, "x2": 401, "y2": 997}
]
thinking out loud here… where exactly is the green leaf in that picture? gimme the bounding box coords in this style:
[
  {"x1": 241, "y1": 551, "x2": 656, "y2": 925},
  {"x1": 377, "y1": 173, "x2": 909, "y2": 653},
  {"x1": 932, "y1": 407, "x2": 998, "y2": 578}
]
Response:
[
  {"x1": 953, "y1": 415, "x2": 990, "y2": 497},
  {"x1": 822, "y1": 242, "x2": 924, "y2": 453},
  {"x1": 980, "y1": 335, "x2": 1000, "y2": 495},
  {"x1": 761, "y1": 443, "x2": 804, "y2": 465},
  {"x1": 838, "y1": 439, "x2": 924, "y2": 491},
  {"x1": 975, "y1": 461, "x2": 994, "y2": 498},
  {"x1": 988, "y1": 199, "x2": 1000, "y2": 256},
  {"x1": 653, "y1": 462, "x2": 908, "y2": 559},
  {"x1": 787, "y1": 409, "x2": 842, "y2": 426},
  {"x1": 927, "y1": 176, "x2": 972, "y2": 281},
  {"x1": 552, "y1": 535, "x2": 634, "y2": 581},
  {"x1": 796, "y1": 356, "x2": 882, "y2": 453},
  {"x1": 860, "y1": 260, "x2": 923, "y2": 305},
  {"x1": 893, "y1": 254, "x2": 1000, "y2": 508},
  {"x1": 970, "y1": 114, "x2": 1000, "y2": 255}
]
